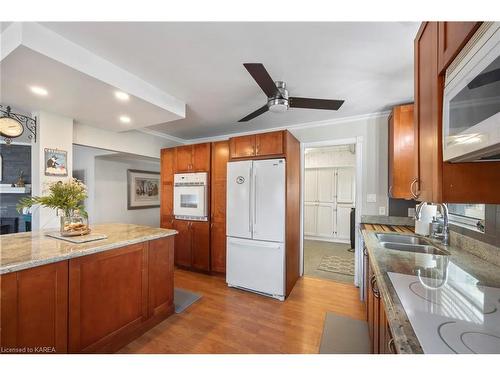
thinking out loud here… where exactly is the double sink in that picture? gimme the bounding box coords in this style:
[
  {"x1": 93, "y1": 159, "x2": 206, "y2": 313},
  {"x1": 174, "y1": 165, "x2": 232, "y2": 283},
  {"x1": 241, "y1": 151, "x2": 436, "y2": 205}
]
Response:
[{"x1": 376, "y1": 233, "x2": 450, "y2": 256}]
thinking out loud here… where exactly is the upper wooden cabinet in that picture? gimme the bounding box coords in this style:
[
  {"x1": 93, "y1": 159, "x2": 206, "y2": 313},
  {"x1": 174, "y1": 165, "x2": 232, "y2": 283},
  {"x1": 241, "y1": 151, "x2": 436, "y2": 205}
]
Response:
[
  {"x1": 229, "y1": 131, "x2": 285, "y2": 160},
  {"x1": 414, "y1": 21, "x2": 500, "y2": 204},
  {"x1": 174, "y1": 143, "x2": 211, "y2": 172},
  {"x1": 1, "y1": 262, "x2": 68, "y2": 353},
  {"x1": 388, "y1": 104, "x2": 417, "y2": 199},
  {"x1": 160, "y1": 148, "x2": 175, "y2": 228},
  {"x1": 437, "y1": 22, "x2": 482, "y2": 74}
]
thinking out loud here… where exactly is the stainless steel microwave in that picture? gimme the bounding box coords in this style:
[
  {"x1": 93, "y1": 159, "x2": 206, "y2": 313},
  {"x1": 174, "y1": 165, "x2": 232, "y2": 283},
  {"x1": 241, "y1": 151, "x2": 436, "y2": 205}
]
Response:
[{"x1": 443, "y1": 22, "x2": 500, "y2": 162}]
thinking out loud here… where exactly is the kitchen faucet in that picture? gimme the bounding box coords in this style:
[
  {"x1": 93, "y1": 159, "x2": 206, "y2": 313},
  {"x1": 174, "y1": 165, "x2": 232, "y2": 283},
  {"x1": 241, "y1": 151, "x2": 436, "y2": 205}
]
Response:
[{"x1": 414, "y1": 202, "x2": 449, "y2": 246}]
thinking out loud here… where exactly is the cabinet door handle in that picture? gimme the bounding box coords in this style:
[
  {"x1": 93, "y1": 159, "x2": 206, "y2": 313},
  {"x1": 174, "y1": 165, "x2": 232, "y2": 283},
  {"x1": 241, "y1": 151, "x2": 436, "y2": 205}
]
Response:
[
  {"x1": 388, "y1": 338, "x2": 397, "y2": 354},
  {"x1": 410, "y1": 178, "x2": 419, "y2": 199},
  {"x1": 370, "y1": 275, "x2": 380, "y2": 299},
  {"x1": 388, "y1": 185, "x2": 393, "y2": 198}
]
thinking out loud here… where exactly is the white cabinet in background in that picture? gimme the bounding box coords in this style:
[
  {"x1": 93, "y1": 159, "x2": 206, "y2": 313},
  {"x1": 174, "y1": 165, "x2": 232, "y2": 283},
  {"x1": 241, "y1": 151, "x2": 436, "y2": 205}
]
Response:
[{"x1": 304, "y1": 167, "x2": 355, "y2": 243}]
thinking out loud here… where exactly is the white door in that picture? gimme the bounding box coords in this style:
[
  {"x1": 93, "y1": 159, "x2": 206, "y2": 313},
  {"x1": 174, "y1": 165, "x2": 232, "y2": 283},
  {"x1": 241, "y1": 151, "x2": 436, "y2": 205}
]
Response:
[
  {"x1": 253, "y1": 159, "x2": 286, "y2": 242},
  {"x1": 304, "y1": 203, "x2": 318, "y2": 236},
  {"x1": 227, "y1": 161, "x2": 252, "y2": 239},
  {"x1": 317, "y1": 203, "x2": 335, "y2": 238},
  {"x1": 337, "y1": 168, "x2": 355, "y2": 204},
  {"x1": 304, "y1": 169, "x2": 318, "y2": 202},
  {"x1": 336, "y1": 204, "x2": 353, "y2": 241},
  {"x1": 226, "y1": 237, "x2": 285, "y2": 298},
  {"x1": 317, "y1": 169, "x2": 336, "y2": 203}
]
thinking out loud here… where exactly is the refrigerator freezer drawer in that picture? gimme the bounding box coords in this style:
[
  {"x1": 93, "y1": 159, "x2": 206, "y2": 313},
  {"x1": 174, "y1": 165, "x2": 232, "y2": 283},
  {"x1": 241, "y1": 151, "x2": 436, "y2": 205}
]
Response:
[{"x1": 226, "y1": 237, "x2": 285, "y2": 299}]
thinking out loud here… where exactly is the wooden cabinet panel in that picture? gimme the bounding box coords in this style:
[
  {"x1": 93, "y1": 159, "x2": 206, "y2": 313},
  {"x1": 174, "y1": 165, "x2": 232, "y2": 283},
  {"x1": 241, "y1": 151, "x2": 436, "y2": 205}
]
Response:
[
  {"x1": 316, "y1": 203, "x2": 334, "y2": 238},
  {"x1": 148, "y1": 237, "x2": 174, "y2": 317},
  {"x1": 415, "y1": 22, "x2": 442, "y2": 202},
  {"x1": 304, "y1": 203, "x2": 318, "y2": 236},
  {"x1": 229, "y1": 135, "x2": 256, "y2": 159},
  {"x1": 68, "y1": 243, "x2": 148, "y2": 353},
  {"x1": 211, "y1": 141, "x2": 229, "y2": 222},
  {"x1": 317, "y1": 169, "x2": 335, "y2": 203},
  {"x1": 336, "y1": 168, "x2": 355, "y2": 203},
  {"x1": 256, "y1": 131, "x2": 284, "y2": 156},
  {"x1": 304, "y1": 169, "x2": 318, "y2": 202},
  {"x1": 388, "y1": 104, "x2": 417, "y2": 199},
  {"x1": 161, "y1": 148, "x2": 175, "y2": 228},
  {"x1": 192, "y1": 143, "x2": 211, "y2": 172},
  {"x1": 173, "y1": 220, "x2": 192, "y2": 268},
  {"x1": 210, "y1": 221, "x2": 226, "y2": 273},
  {"x1": 438, "y1": 22, "x2": 481, "y2": 74},
  {"x1": 191, "y1": 221, "x2": 210, "y2": 272},
  {"x1": 175, "y1": 145, "x2": 194, "y2": 172},
  {"x1": 0, "y1": 261, "x2": 68, "y2": 353}
]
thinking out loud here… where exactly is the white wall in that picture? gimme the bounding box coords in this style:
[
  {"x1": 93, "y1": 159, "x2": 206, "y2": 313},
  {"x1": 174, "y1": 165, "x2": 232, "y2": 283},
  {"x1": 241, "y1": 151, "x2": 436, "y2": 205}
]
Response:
[
  {"x1": 290, "y1": 113, "x2": 388, "y2": 216},
  {"x1": 93, "y1": 157, "x2": 160, "y2": 227},
  {"x1": 31, "y1": 111, "x2": 74, "y2": 230},
  {"x1": 73, "y1": 123, "x2": 180, "y2": 159}
]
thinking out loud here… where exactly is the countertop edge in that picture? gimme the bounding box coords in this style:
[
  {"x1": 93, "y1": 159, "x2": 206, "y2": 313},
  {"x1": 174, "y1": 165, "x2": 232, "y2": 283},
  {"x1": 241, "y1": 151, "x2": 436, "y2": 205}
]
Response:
[
  {"x1": 361, "y1": 226, "x2": 424, "y2": 354},
  {"x1": 0, "y1": 230, "x2": 177, "y2": 275}
]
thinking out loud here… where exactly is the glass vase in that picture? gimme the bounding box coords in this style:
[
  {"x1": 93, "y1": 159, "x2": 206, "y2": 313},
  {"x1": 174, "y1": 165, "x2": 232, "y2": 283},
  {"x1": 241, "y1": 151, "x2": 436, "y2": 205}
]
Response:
[{"x1": 60, "y1": 213, "x2": 89, "y2": 236}]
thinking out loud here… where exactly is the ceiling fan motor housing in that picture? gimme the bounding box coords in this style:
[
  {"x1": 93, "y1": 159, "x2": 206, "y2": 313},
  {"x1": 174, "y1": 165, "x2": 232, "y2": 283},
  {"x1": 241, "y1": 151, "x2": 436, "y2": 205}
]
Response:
[{"x1": 268, "y1": 81, "x2": 289, "y2": 112}]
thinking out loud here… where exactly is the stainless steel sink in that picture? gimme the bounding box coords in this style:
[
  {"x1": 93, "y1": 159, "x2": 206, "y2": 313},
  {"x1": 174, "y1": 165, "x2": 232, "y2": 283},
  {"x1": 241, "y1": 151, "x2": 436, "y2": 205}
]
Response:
[
  {"x1": 375, "y1": 233, "x2": 430, "y2": 245},
  {"x1": 379, "y1": 241, "x2": 450, "y2": 256}
]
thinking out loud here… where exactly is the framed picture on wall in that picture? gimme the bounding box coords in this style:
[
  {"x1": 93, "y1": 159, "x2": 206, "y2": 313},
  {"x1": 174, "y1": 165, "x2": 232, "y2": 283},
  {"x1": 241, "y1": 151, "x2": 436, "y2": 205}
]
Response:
[
  {"x1": 44, "y1": 148, "x2": 68, "y2": 176},
  {"x1": 127, "y1": 169, "x2": 160, "y2": 210}
]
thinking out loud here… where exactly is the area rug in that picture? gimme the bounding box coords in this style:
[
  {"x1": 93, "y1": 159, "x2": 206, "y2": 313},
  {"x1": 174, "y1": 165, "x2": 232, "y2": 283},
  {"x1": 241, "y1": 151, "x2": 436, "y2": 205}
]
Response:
[
  {"x1": 319, "y1": 312, "x2": 370, "y2": 354},
  {"x1": 317, "y1": 255, "x2": 355, "y2": 276},
  {"x1": 174, "y1": 288, "x2": 202, "y2": 313}
]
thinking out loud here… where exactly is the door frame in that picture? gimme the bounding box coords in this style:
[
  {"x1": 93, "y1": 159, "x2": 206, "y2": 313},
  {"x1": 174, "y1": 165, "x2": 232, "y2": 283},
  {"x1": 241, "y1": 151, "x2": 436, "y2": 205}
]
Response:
[{"x1": 299, "y1": 137, "x2": 364, "y2": 287}]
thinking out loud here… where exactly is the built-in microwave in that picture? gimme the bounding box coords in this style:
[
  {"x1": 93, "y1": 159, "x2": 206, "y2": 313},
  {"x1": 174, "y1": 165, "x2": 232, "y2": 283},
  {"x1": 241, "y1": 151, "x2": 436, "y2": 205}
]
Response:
[
  {"x1": 173, "y1": 172, "x2": 208, "y2": 221},
  {"x1": 443, "y1": 22, "x2": 500, "y2": 162}
]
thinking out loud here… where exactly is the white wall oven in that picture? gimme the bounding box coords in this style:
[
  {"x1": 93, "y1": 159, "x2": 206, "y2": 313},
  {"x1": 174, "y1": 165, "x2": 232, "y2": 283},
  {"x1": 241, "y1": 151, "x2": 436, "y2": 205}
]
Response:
[
  {"x1": 173, "y1": 172, "x2": 208, "y2": 221},
  {"x1": 443, "y1": 22, "x2": 500, "y2": 162}
]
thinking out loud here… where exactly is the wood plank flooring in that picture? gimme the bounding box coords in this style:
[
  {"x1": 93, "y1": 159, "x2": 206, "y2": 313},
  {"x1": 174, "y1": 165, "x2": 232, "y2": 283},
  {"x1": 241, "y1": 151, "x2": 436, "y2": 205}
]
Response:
[{"x1": 119, "y1": 269, "x2": 365, "y2": 354}]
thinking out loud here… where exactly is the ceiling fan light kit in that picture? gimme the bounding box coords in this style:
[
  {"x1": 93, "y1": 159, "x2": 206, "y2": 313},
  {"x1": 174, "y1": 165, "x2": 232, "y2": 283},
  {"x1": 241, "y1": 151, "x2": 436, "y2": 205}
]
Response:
[{"x1": 239, "y1": 63, "x2": 345, "y2": 122}]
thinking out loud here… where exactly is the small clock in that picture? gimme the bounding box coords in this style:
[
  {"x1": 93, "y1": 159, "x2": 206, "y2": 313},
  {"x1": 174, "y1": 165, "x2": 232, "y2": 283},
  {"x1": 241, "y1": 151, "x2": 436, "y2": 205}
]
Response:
[{"x1": 0, "y1": 117, "x2": 24, "y2": 138}]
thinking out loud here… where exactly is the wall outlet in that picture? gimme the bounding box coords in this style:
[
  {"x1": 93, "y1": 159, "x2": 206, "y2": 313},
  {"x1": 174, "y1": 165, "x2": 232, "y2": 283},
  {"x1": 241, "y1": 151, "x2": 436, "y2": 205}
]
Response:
[
  {"x1": 408, "y1": 207, "x2": 416, "y2": 217},
  {"x1": 367, "y1": 194, "x2": 377, "y2": 203},
  {"x1": 379, "y1": 206, "x2": 386, "y2": 215}
]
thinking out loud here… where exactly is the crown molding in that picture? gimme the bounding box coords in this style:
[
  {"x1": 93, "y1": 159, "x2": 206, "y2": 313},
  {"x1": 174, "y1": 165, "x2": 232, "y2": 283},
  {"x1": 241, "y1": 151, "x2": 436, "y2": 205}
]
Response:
[{"x1": 137, "y1": 128, "x2": 188, "y2": 145}]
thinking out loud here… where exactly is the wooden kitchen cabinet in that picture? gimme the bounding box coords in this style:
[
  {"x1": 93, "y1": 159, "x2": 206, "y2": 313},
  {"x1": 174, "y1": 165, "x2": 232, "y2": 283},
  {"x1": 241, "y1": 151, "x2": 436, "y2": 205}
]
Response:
[
  {"x1": 414, "y1": 21, "x2": 500, "y2": 203},
  {"x1": 173, "y1": 219, "x2": 210, "y2": 272},
  {"x1": 229, "y1": 131, "x2": 285, "y2": 160},
  {"x1": 160, "y1": 148, "x2": 175, "y2": 229},
  {"x1": 388, "y1": 104, "x2": 417, "y2": 199},
  {"x1": 174, "y1": 143, "x2": 211, "y2": 172},
  {"x1": 0, "y1": 262, "x2": 68, "y2": 353},
  {"x1": 210, "y1": 140, "x2": 229, "y2": 273},
  {"x1": 68, "y1": 243, "x2": 149, "y2": 353},
  {"x1": 148, "y1": 237, "x2": 174, "y2": 318},
  {"x1": 256, "y1": 131, "x2": 284, "y2": 156},
  {"x1": 438, "y1": 22, "x2": 482, "y2": 74}
]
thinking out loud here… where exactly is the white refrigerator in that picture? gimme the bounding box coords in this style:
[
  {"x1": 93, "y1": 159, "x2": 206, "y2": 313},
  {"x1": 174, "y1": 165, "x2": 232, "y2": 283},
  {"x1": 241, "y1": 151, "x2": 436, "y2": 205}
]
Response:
[{"x1": 226, "y1": 159, "x2": 286, "y2": 301}]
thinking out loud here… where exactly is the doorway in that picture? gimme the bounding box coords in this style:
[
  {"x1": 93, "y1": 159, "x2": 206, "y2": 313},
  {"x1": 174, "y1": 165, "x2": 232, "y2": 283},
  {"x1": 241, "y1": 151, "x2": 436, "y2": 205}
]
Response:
[{"x1": 302, "y1": 143, "x2": 357, "y2": 284}]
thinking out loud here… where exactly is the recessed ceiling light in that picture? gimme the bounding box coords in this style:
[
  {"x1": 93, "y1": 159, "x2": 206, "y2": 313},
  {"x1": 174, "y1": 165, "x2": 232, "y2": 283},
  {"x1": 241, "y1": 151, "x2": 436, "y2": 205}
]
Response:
[
  {"x1": 119, "y1": 115, "x2": 131, "y2": 124},
  {"x1": 30, "y1": 86, "x2": 48, "y2": 96},
  {"x1": 114, "y1": 91, "x2": 130, "y2": 101}
]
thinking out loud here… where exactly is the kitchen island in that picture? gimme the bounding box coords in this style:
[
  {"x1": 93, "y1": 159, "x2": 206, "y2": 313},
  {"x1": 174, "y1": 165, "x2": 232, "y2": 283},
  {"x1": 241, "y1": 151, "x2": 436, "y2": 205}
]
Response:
[{"x1": 0, "y1": 223, "x2": 177, "y2": 353}]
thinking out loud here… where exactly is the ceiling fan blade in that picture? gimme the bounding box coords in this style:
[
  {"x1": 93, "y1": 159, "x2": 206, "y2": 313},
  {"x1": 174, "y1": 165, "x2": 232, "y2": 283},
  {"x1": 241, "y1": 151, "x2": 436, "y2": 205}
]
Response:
[
  {"x1": 238, "y1": 104, "x2": 269, "y2": 122},
  {"x1": 467, "y1": 68, "x2": 500, "y2": 89},
  {"x1": 243, "y1": 63, "x2": 281, "y2": 98},
  {"x1": 289, "y1": 97, "x2": 344, "y2": 110}
]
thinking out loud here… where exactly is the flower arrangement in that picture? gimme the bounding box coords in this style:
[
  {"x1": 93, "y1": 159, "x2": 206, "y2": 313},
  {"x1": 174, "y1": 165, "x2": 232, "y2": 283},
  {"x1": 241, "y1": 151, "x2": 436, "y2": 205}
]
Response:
[{"x1": 17, "y1": 178, "x2": 88, "y2": 218}]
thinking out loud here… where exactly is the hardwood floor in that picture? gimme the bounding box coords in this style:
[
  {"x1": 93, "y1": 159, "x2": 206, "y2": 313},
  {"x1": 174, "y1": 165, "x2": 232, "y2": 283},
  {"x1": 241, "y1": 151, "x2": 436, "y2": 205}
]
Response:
[{"x1": 119, "y1": 269, "x2": 365, "y2": 354}]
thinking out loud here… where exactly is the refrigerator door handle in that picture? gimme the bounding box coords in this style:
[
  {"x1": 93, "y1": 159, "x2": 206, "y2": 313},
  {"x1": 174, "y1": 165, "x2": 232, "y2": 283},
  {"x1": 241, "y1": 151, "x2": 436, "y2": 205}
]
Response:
[
  {"x1": 253, "y1": 166, "x2": 257, "y2": 230},
  {"x1": 249, "y1": 163, "x2": 253, "y2": 234},
  {"x1": 228, "y1": 237, "x2": 282, "y2": 249}
]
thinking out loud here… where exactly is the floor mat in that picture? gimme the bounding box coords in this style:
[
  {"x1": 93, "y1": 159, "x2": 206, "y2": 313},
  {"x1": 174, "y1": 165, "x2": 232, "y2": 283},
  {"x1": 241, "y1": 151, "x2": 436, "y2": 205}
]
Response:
[
  {"x1": 319, "y1": 312, "x2": 370, "y2": 354},
  {"x1": 317, "y1": 255, "x2": 355, "y2": 276},
  {"x1": 174, "y1": 288, "x2": 202, "y2": 313}
]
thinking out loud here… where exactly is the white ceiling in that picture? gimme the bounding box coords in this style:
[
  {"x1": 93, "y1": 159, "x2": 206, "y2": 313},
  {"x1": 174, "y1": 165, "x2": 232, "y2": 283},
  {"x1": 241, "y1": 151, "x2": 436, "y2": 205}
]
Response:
[
  {"x1": 0, "y1": 46, "x2": 184, "y2": 132},
  {"x1": 39, "y1": 22, "x2": 419, "y2": 140}
]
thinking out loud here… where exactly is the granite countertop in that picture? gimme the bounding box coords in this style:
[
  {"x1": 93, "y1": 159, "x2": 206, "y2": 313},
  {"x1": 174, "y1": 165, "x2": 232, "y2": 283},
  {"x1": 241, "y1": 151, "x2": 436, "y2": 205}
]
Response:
[
  {"x1": 361, "y1": 224, "x2": 500, "y2": 354},
  {"x1": 0, "y1": 223, "x2": 177, "y2": 275}
]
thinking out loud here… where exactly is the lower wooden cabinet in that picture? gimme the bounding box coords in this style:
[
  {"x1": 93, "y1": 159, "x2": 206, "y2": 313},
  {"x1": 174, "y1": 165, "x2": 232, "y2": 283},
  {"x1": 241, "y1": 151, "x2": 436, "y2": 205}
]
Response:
[
  {"x1": 68, "y1": 243, "x2": 149, "y2": 353},
  {"x1": 173, "y1": 219, "x2": 210, "y2": 272},
  {"x1": 148, "y1": 237, "x2": 174, "y2": 318},
  {"x1": 366, "y1": 255, "x2": 396, "y2": 354},
  {"x1": 0, "y1": 262, "x2": 68, "y2": 353},
  {"x1": 210, "y1": 221, "x2": 226, "y2": 273}
]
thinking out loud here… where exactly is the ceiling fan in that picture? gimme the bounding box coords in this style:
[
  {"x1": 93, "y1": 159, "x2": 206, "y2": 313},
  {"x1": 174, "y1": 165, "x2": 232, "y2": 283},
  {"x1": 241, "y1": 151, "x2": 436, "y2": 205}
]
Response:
[{"x1": 239, "y1": 63, "x2": 345, "y2": 122}]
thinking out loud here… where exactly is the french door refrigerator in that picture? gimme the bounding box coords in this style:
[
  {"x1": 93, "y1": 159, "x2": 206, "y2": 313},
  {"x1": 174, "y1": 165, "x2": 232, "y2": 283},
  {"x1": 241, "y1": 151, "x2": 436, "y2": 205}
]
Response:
[{"x1": 226, "y1": 159, "x2": 286, "y2": 301}]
